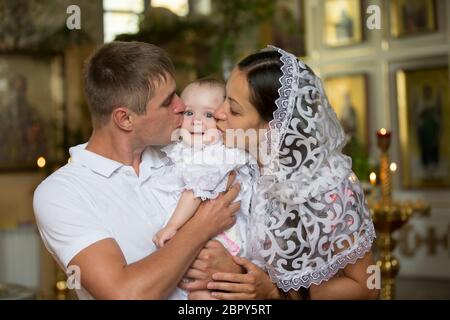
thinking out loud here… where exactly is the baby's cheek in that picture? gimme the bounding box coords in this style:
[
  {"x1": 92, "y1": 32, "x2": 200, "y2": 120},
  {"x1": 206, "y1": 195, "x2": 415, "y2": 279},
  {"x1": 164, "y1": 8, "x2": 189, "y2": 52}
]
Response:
[
  {"x1": 181, "y1": 118, "x2": 191, "y2": 129},
  {"x1": 205, "y1": 118, "x2": 218, "y2": 129}
]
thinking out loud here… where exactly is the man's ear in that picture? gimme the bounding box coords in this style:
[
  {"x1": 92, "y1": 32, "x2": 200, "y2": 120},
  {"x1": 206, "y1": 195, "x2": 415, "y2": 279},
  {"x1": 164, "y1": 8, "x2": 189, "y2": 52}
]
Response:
[{"x1": 112, "y1": 107, "x2": 133, "y2": 131}]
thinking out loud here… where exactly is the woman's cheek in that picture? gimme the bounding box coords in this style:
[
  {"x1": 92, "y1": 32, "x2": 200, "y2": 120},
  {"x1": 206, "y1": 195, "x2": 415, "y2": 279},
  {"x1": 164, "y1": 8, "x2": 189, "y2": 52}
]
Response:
[{"x1": 226, "y1": 116, "x2": 238, "y2": 130}]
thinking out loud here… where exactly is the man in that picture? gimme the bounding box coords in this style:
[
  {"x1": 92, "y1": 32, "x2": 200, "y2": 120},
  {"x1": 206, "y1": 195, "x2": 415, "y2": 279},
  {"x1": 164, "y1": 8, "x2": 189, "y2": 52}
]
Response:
[{"x1": 33, "y1": 41, "x2": 241, "y2": 299}]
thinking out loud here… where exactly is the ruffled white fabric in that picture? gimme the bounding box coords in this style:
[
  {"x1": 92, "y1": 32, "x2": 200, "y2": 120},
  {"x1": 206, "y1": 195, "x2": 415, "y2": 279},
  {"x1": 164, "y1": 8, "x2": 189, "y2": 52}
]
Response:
[
  {"x1": 161, "y1": 140, "x2": 249, "y2": 200},
  {"x1": 247, "y1": 46, "x2": 376, "y2": 292},
  {"x1": 158, "y1": 140, "x2": 258, "y2": 257}
]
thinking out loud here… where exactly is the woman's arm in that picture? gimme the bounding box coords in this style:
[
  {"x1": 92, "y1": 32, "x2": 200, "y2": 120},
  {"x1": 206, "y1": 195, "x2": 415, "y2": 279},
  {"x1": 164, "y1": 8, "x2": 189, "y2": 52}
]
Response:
[
  {"x1": 309, "y1": 251, "x2": 379, "y2": 300},
  {"x1": 153, "y1": 190, "x2": 201, "y2": 247}
]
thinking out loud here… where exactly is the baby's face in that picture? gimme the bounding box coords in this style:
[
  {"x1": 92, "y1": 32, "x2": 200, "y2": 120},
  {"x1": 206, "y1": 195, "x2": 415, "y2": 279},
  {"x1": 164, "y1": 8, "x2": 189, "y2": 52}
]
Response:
[{"x1": 180, "y1": 84, "x2": 224, "y2": 145}]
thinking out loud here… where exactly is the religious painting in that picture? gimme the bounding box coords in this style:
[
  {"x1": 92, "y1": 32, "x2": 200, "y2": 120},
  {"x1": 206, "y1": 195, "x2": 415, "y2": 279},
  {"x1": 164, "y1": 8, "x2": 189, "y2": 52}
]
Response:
[
  {"x1": 0, "y1": 54, "x2": 65, "y2": 171},
  {"x1": 324, "y1": 73, "x2": 369, "y2": 153},
  {"x1": 323, "y1": 0, "x2": 363, "y2": 47},
  {"x1": 396, "y1": 64, "x2": 450, "y2": 188},
  {"x1": 390, "y1": 0, "x2": 437, "y2": 38},
  {"x1": 324, "y1": 73, "x2": 372, "y2": 181}
]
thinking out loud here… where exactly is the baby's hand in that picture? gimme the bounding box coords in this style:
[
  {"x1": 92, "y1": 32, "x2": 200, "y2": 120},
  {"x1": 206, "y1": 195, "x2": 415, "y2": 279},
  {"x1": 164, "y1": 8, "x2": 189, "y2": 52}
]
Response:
[{"x1": 153, "y1": 226, "x2": 177, "y2": 248}]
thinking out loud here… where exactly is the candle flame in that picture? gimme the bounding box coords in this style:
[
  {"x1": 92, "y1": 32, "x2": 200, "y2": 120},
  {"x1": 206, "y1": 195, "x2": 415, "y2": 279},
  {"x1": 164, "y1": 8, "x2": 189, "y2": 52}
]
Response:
[
  {"x1": 390, "y1": 162, "x2": 397, "y2": 172},
  {"x1": 37, "y1": 156, "x2": 46, "y2": 168},
  {"x1": 369, "y1": 172, "x2": 377, "y2": 185},
  {"x1": 379, "y1": 128, "x2": 387, "y2": 135}
]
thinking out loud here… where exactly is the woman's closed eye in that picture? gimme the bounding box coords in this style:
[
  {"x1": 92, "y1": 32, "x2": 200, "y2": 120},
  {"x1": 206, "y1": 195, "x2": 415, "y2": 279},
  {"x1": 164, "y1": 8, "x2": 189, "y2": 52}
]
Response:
[
  {"x1": 230, "y1": 108, "x2": 240, "y2": 116},
  {"x1": 227, "y1": 98, "x2": 242, "y2": 116}
]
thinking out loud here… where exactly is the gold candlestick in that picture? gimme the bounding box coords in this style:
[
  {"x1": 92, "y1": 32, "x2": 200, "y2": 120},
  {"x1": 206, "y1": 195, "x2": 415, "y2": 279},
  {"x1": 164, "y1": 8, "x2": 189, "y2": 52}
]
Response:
[{"x1": 371, "y1": 128, "x2": 430, "y2": 300}]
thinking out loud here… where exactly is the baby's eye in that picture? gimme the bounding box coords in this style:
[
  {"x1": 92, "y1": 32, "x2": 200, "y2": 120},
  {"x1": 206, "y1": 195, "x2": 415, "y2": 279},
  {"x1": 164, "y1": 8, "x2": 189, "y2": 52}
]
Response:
[
  {"x1": 205, "y1": 112, "x2": 214, "y2": 118},
  {"x1": 184, "y1": 111, "x2": 193, "y2": 116}
]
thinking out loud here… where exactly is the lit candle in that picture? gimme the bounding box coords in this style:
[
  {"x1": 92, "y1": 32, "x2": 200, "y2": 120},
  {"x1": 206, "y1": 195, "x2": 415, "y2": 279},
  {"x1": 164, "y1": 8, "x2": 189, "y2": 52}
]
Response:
[
  {"x1": 376, "y1": 128, "x2": 392, "y2": 151},
  {"x1": 36, "y1": 156, "x2": 46, "y2": 169},
  {"x1": 390, "y1": 162, "x2": 397, "y2": 172},
  {"x1": 37, "y1": 156, "x2": 47, "y2": 176},
  {"x1": 377, "y1": 128, "x2": 391, "y2": 138},
  {"x1": 369, "y1": 172, "x2": 377, "y2": 186}
]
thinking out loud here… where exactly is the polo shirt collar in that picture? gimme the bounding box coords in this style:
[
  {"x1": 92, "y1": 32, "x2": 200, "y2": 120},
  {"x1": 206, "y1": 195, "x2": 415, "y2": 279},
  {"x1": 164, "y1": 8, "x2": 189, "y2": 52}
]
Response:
[
  {"x1": 69, "y1": 143, "x2": 124, "y2": 178},
  {"x1": 141, "y1": 146, "x2": 169, "y2": 169},
  {"x1": 69, "y1": 143, "x2": 170, "y2": 178}
]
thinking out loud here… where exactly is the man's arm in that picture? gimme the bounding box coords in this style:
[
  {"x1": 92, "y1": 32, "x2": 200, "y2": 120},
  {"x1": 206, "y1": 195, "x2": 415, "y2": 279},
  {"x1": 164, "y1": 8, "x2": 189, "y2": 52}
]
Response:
[{"x1": 69, "y1": 184, "x2": 241, "y2": 300}]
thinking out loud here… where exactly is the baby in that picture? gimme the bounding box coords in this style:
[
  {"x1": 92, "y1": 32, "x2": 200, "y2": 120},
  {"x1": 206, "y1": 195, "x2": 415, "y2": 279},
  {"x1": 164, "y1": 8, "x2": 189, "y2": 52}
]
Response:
[{"x1": 152, "y1": 79, "x2": 256, "y2": 298}]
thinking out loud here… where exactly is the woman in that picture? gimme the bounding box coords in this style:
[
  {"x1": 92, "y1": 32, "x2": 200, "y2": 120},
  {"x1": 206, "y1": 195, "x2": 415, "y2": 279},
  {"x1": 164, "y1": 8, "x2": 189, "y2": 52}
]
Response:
[{"x1": 186, "y1": 46, "x2": 378, "y2": 300}]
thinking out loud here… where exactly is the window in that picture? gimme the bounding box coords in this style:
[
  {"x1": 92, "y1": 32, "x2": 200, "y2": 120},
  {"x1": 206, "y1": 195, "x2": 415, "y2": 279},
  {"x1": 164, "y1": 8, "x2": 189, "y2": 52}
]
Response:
[
  {"x1": 103, "y1": 0, "x2": 201, "y2": 42},
  {"x1": 151, "y1": 0, "x2": 189, "y2": 16},
  {"x1": 103, "y1": 0, "x2": 146, "y2": 43}
]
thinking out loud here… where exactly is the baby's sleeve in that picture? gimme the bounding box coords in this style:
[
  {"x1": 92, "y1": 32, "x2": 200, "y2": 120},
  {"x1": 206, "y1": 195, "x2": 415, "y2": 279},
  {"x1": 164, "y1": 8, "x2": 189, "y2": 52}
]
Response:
[
  {"x1": 181, "y1": 164, "x2": 229, "y2": 200},
  {"x1": 171, "y1": 143, "x2": 249, "y2": 201}
]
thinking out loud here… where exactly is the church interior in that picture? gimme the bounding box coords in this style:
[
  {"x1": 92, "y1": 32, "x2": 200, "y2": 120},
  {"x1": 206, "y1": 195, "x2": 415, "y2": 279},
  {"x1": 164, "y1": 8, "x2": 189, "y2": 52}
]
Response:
[{"x1": 0, "y1": 0, "x2": 449, "y2": 300}]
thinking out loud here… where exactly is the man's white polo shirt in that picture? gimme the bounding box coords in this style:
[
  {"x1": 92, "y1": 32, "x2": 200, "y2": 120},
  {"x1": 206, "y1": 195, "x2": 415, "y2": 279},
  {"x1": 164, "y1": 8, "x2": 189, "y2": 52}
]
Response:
[{"x1": 33, "y1": 143, "x2": 185, "y2": 299}]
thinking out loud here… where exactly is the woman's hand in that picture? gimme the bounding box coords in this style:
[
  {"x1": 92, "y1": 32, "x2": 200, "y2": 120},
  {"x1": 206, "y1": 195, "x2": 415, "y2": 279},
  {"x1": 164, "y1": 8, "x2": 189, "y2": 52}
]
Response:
[{"x1": 206, "y1": 256, "x2": 282, "y2": 300}]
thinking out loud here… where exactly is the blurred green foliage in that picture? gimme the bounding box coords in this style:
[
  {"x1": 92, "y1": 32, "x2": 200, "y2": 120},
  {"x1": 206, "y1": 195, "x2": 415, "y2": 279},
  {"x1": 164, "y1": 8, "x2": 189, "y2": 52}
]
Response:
[{"x1": 115, "y1": 0, "x2": 275, "y2": 79}]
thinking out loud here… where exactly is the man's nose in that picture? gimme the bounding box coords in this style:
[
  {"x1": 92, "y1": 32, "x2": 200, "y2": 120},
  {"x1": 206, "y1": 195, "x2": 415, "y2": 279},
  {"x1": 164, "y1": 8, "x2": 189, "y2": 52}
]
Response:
[{"x1": 172, "y1": 94, "x2": 186, "y2": 114}]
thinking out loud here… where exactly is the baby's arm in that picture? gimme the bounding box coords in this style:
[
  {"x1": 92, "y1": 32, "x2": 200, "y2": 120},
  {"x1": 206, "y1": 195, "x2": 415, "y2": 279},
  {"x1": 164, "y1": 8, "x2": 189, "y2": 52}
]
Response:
[{"x1": 153, "y1": 190, "x2": 201, "y2": 248}]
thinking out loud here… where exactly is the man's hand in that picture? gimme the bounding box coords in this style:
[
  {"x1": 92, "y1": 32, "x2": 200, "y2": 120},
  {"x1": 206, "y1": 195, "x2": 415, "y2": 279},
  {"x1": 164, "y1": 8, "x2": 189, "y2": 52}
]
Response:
[
  {"x1": 178, "y1": 240, "x2": 244, "y2": 291},
  {"x1": 189, "y1": 173, "x2": 241, "y2": 241}
]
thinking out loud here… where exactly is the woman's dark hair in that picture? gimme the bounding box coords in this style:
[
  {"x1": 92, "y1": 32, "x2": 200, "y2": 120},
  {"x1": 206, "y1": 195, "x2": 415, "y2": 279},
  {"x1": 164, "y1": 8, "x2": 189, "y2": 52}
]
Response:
[{"x1": 237, "y1": 50, "x2": 283, "y2": 121}]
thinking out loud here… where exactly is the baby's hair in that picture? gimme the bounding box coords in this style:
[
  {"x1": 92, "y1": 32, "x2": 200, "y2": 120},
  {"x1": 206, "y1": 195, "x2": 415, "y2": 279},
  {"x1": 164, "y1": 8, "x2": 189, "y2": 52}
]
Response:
[
  {"x1": 192, "y1": 77, "x2": 225, "y2": 89},
  {"x1": 183, "y1": 77, "x2": 225, "y2": 95}
]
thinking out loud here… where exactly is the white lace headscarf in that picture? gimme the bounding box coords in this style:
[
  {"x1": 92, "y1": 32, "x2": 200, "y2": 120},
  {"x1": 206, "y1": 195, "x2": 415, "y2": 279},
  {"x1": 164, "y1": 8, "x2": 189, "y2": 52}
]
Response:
[{"x1": 247, "y1": 46, "x2": 376, "y2": 292}]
